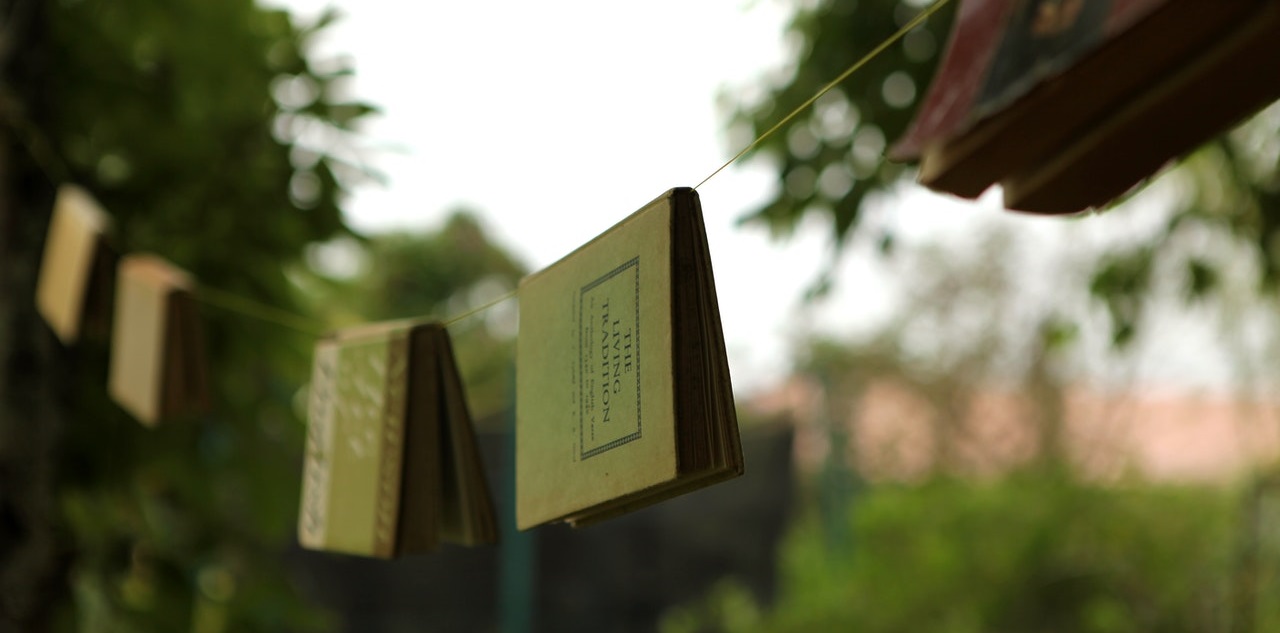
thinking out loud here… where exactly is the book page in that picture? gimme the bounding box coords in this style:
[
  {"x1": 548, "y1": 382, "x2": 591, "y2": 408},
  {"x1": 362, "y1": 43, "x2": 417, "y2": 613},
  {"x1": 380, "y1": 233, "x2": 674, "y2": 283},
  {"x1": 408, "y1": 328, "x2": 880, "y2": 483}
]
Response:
[
  {"x1": 436, "y1": 325, "x2": 498, "y2": 545},
  {"x1": 393, "y1": 326, "x2": 443, "y2": 555},
  {"x1": 162, "y1": 292, "x2": 209, "y2": 418},
  {"x1": 516, "y1": 192, "x2": 678, "y2": 529}
]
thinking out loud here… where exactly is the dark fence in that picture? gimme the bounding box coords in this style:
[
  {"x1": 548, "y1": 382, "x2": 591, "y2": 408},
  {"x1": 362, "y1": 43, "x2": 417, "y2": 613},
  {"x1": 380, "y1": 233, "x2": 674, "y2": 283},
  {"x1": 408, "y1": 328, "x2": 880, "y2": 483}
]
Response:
[{"x1": 291, "y1": 424, "x2": 795, "y2": 633}]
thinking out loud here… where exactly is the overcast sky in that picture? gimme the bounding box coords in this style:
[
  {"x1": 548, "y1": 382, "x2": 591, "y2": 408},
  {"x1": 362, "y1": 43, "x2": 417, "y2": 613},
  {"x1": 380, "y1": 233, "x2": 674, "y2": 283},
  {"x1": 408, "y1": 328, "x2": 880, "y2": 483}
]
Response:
[{"x1": 267, "y1": 0, "x2": 1257, "y2": 395}]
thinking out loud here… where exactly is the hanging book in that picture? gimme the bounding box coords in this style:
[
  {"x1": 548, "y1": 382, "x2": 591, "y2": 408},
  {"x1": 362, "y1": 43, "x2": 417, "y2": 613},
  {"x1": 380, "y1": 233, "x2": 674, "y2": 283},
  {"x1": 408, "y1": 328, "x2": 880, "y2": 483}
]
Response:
[
  {"x1": 890, "y1": 0, "x2": 1280, "y2": 213},
  {"x1": 108, "y1": 254, "x2": 209, "y2": 426},
  {"x1": 298, "y1": 321, "x2": 498, "y2": 559},
  {"x1": 516, "y1": 187, "x2": 742, "y2": 529},
  {"x1": 998, "y1": 0, "x2": 1280, "y2": 212},
  {"x1": 36, "y1": 184, "x2": 116, "y2": 343}
]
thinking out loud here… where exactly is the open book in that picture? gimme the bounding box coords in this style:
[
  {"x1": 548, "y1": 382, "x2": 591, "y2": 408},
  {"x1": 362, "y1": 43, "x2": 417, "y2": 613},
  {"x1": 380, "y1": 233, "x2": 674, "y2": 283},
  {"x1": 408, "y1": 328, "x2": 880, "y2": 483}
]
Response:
[
  {"x1": 299, "y1": 322, "x2": 497, "y2": 558},
  {"x1": 891, "y1": 0, "x2": 1280, "y2": 213},
  {"x1": 999, "y1": 0, "x2": 1280, "y2": 211},
  {"x1": 36, "y1": 185, "x2": 116, "y2": 343},
  {"x1": 516, "y1": 187, "x2": 742, "y2": 529},
  {"x1": 107, "y1": 254, "x2": 209, "y2": 426}
]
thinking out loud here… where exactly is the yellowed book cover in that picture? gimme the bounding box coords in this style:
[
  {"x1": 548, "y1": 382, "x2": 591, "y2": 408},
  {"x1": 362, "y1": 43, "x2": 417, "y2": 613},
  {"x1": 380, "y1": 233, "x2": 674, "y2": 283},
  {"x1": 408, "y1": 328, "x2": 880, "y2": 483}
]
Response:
[
  {"x1": 299, "y1": 326, "x2": 409, "y2": 558},
  {"x1": 36, "y1": 184, "x2": 113, "y2": 344},
  {"x1": 516, "y1": 187, "x2": 741, "y2": 530},
  {"x1": 107, "y1": 254, "x2": 209, "y2": 426},
  {"x1": 299, "y1": 322, "x2": 497, "y2": 558}
]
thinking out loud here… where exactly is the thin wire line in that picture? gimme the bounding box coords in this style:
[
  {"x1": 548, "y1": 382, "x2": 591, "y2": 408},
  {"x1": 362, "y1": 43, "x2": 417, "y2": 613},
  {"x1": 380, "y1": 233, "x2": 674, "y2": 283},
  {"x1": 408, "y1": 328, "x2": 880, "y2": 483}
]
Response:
[
  {"x1": 193, "y1": 284, "x2": 517, "y2": 339},
  {"x1": 7, "y1": 0, "x2": 953, "y2": 338},
  {"x1": 0, "y1": 92, "x2": 71, "y2": 184},
  {"x1": 442, "y1": 289, "x2": 518, "y2": 327},
  {"x1": 0, "y1": 102, "x2": 334, "y2": 339},
  {"x1": 694, "y1": 0, "x2": 953, "y2": 190},
  {"x1": 2, "y1": 99, "x2": 520, "y2": 337},
  {"x1": 318, "y1": 289, "x2": 518, "y2": 334},
  {"x1": 193, "y1": 285, "x2": 329, "y2": 338}
]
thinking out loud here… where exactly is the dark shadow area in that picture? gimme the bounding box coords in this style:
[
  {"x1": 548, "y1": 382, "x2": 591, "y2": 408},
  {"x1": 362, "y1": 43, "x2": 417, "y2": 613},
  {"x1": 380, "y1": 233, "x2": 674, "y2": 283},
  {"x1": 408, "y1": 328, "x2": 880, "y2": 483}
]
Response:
[{"x1": 290, "y1": 424, "x2": 794, "y2": 632}]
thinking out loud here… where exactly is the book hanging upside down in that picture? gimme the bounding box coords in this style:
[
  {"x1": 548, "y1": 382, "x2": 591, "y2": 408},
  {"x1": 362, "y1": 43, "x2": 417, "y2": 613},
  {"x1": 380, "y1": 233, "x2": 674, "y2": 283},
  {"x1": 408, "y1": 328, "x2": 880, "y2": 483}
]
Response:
[
  {"x1": 298, "y1": 321, "x2": 498, "y2": 558},
  {"x1": 890, "y1": 0, "x2": 1280, "y2": 214},
  {"x1": 516, "y1": 187, "x2": 743, "y2": 529}
]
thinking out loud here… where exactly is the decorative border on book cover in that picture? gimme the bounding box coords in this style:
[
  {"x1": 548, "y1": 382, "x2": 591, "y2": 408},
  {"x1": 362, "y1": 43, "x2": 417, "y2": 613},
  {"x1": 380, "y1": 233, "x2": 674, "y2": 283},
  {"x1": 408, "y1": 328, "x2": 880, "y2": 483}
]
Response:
[
  {"x1": 372, "y1": 330, "x2": 410, "y2": 557},
  {"x1": 299, "y1": 343, "x2": 338, "y2": 547},
  {"x1": 578, "y1": 257, "x2": 641, "y2": 460}
]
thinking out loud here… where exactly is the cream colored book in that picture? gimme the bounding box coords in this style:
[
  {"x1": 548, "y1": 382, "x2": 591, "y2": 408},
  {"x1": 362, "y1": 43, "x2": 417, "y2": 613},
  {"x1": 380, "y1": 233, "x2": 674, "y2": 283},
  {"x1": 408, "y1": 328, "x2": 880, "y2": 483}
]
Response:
[
  {"x1": 107, "y1": 254, "x2": 209, "y2": 426},
  {"x1": 36, "y1": 184, "x2": 115, "y2": 343},
  {"x1": 298, "y1": 322, "x2": 498, "y2": 558},
  {"x1": 516, "y1": 187, "x2": 742, "y2": 529}
]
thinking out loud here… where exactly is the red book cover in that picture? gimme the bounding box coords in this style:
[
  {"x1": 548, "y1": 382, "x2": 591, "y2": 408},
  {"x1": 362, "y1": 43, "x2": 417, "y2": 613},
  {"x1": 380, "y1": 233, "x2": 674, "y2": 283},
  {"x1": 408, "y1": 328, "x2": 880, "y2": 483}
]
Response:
[{"x1": 890, "y1": 0, "x2": 1167, "y2": 161}]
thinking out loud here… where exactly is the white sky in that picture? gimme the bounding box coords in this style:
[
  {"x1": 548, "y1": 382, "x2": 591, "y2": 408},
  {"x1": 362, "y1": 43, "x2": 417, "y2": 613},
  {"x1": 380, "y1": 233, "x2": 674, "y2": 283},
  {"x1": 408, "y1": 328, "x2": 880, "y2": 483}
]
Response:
[{"x1": 269, "y1": 0, "x2": 1262, "y2": 396}]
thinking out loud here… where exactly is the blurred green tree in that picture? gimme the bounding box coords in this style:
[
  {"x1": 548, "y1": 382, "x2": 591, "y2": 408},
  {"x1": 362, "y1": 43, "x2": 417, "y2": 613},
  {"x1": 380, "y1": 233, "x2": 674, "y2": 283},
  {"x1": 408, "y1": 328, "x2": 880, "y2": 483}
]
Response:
[
  {"x1": 346, "y1": 212, "x2": 525, "y2": 321},
  {"x1": 720, "y1": 4, "x2": 1280, "y2": 629},
  {"x1": 662, "y1": 477, "x2": 1253, "y2": 633},
  {"x1": 734, "y1": 0, "x2": 1280, "y2": 346},
  {"x1": 306, "y1": 211, "x2": 527, "y2": 419},
  {"x1": 733, "y1": 0, "x2": 956, "y2": 246},
  {"x1": 1, "y1": 0, "x2": 374, "y2": 630}
]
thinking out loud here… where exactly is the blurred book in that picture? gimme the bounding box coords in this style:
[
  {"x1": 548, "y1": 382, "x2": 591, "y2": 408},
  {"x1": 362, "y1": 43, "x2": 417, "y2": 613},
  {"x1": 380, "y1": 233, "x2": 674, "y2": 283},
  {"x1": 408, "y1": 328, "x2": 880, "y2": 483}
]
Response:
[
  {"x1": 891, "y1": 0, "x2": 1280, "y2": 214},
  {"x1": 299, "y1": 322, "x2": 497, "y2": 559},
  {"x1": 107, "y1": 254, "x2": 209, "y2": 426},
  {"x1": 516, "y1": 187, "x2": 742, "y2": 529},
  {"x1": 36, "y1": 184, "x2": 116, "y2": 343}
]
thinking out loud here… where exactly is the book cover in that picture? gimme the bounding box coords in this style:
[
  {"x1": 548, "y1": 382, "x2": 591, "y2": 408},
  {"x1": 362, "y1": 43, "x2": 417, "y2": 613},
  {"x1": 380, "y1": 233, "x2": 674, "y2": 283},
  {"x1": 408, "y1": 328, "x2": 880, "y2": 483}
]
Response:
[
  {"x1": 107, "y1": 254, "x2": 207, "y2": 426},
  {"x1": 892, "y1": 0, "x2": 1168, "y2": 162},
  {"x1": 300, "y1": 321, "x2": 497, "y2": 557},
  {"x1": 36, "y1": 184, "x2": 113, "y2": 344},
  {"x1": 299, "y1": 328, "x2": 410, "y2": 558},
  {"x1": 891, "y1": 0, "x2": 1274, "y2": 211},
  {"x1": 516, "y1": 194, "x2": 676, "y2": 529},
  {"x1": 1000, "y1": 1, "x2": 1280, "y2": 211},
  {"x1": 516, "y1": 188, "x2": 741, "y2": 529}
]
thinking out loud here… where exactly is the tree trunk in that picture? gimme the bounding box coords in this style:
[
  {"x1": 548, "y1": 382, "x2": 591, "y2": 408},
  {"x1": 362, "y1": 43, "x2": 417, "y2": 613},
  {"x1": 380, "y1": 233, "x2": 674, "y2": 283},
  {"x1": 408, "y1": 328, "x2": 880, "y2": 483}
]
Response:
[{"x1": 0, "y1": 0, "x2": 72, "y2": 629}]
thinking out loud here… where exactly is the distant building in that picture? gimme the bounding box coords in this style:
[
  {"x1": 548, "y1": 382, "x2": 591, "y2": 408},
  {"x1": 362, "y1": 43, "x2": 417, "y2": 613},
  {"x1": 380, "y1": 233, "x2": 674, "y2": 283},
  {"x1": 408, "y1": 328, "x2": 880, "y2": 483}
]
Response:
[{"x1": 748, "y1": 376, "x2": 1280, "y2": 483}]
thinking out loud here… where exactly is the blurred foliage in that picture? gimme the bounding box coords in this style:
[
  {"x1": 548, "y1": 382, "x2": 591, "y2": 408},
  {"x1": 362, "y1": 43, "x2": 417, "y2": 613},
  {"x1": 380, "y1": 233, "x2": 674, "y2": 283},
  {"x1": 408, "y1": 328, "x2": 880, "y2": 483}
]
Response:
[
  {"x1": 663, "y1": 474, "x2": 1280, "y2": 633},
  {"x1": 736, "y1": 0, "x2": 1280, "y2": 346},
  {"x1": 722, "y1": 3, "x2": 1280, "y2": 627},
  {"x1": 792, "y1": 228, "x2": 1081, "y2": 476},
  {"x1": 733, "y1": 0, "x2": 956, "y2": 245},
  {"x1": 349, "y1": 213, "x2": 524, "y2": 320},
  {"x1": 26, "y1": 0, "x2": 376, "y2": 630},
  {"x1": 304, "y1": 211, "x2": 527, "y2": 419}
]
